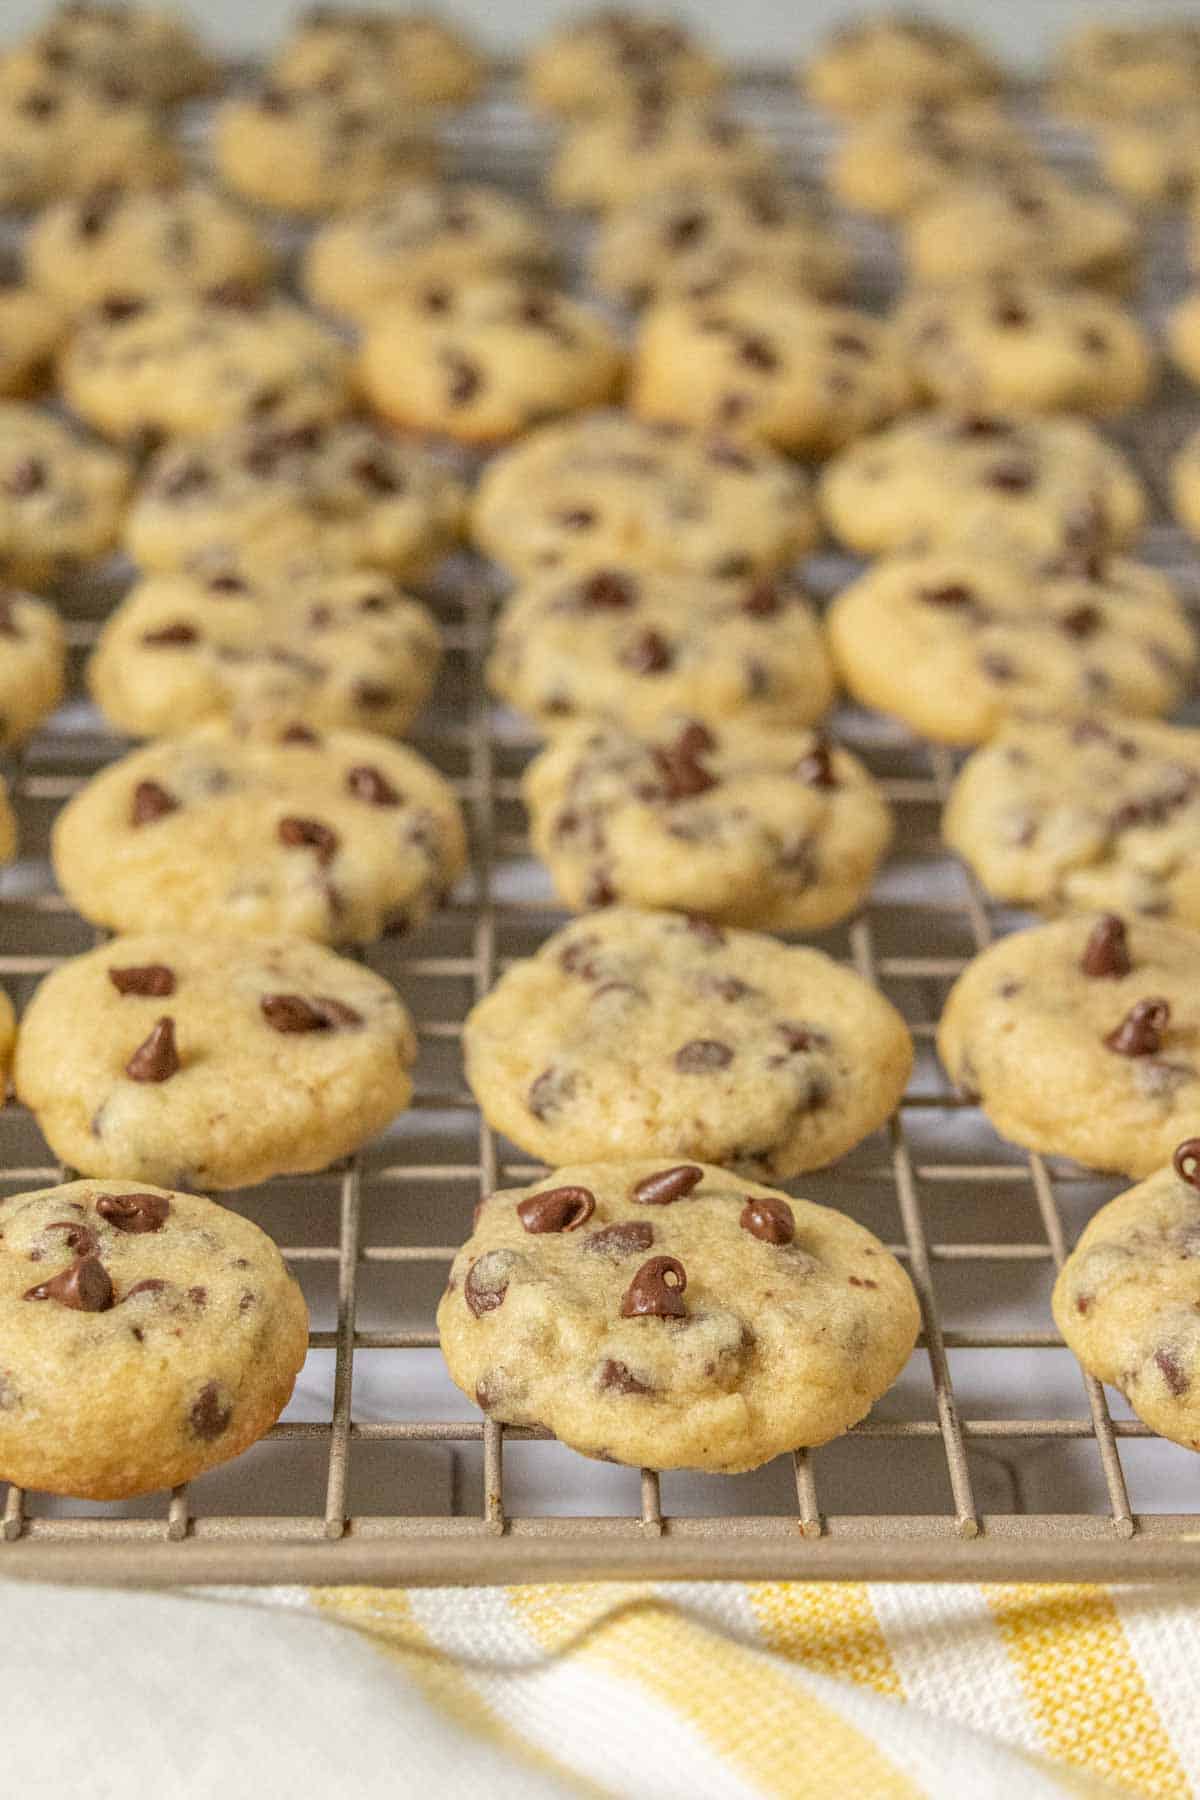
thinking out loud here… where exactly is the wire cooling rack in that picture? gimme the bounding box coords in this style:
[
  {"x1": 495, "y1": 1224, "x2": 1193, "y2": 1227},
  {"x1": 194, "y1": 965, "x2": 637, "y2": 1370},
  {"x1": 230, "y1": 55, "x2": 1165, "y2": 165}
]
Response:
[{"x1": 3, "y1": 67, "x2": 1200, "y2": 1587}]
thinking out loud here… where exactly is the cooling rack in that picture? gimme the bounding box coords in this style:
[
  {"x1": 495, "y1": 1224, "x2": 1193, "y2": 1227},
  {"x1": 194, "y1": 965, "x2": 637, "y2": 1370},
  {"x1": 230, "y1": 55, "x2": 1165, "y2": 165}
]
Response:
[{"x1": 2, "y1": 65, "x2": 1200, "y2": 1587}]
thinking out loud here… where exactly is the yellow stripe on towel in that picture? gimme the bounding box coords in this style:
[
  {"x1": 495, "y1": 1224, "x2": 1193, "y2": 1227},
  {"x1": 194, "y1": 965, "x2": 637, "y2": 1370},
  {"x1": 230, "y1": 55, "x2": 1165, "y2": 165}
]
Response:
[{"x1": 748, "y1": 1580, "x2": 904, "y2": 1697}]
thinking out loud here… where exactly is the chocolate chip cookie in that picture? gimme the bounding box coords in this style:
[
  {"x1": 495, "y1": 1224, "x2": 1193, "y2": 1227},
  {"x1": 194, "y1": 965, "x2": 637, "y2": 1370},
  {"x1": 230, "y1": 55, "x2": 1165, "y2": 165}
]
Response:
[
  {"x1": 303, "y1": 182, "x2": 555, "y2": 323},
  {"x1": 358, "y1": 278, "x2": 623, "y2": 447},
  {"x1": 0, "y1": 402, "x2": 130, "y2": 583},
  {"x1": 439, "y1": 1159, "x2": 919, "y2": 1473},
  {"x1": 27, "y1": 183, "x2": 274, "y2": 316},
  {"x1": 126, "y1": 419, "x2": 465, "y2": 578},
  {"x1": 464, "y1": 908, "x2": 913, "y2": 1177},
  {"x1": 22, "y1": 3, "x2": 217, "y2": 104},
  {"x1": 804, "y1": 14, "x2": 1001, "y2": 114},
  {"x1": 271, "y1": 8, "x2": 484, "y2": 106},
  {"x1": 1052, "y1": 21, "x2": 1200, "y2": 121},
  {"x1": 945, "y1": 717, "x2": 1200, "y2": 924},
  {"x1": 591, "y1": 177, "x2": 851, "y2": 309},
  {"x1": 899, "y1": 277, "x2": 1153, "y2": 417},
  {"x1": 0, "y1": 47, "x2": 183, "y2": 206},
  {"x1": 0, "y1": 588, "x2": 67, "y2": 748},
  {"x1": 471, "y1": 411, "x2": 818, "y2": 582},
  {"x1": 1054, "y1": 1147, "x2": 1200, "y2": 1452},
  {"x1": 488, "y1": 567, "x2": 836, "y2": 735},
  {"x1": 904, "y1": 169, "x2": 1140, "y2": 291},
  {"x1": 820, "y1": 411, "x2": 1147, "y2": 560},
  {"x1": 15, "y1": 934, "x2": 417, "y2": 1190},
  {"x1": 630, "y1": 289, "x2": 914, "y2": 455},
  {"x1": 59, "y1": 293, "x2": 351, "y2": 445},
  {"x1": 829, "y1": 100, "x2": 1038, "y2": 218},
  {"x1": 525, "y1": 717, "x2": 893, "y2": 930},
  {"x1": 0, "y1": 1179, "x2": 306, "y2": 1499},
  {"x1": 550, "y1": 96, "x2": 778, "y2": 213},
  {"x1": 52, "y1": 721, "x2": 467, "y2": 945},
  {"x1": 214, "y1": 81, "x2": 440, "y2": 216},
  {"x1": 1096, "y1": 107, "x2": 1200, "y2": 205},
  {"x1": 828, "y1": 551, "x2": 1194, "y2": 746},
  {"x1": 0, "y1": 266, "x2": 64, "y2": 396},
  {"x1": 938, "y1": 914, "x2": 1200, "y2": 1178},
  {"x1": 89, "y1": 566, "x2": 442, "y2": 740},
  {"x1": 526, "y1": 10, "x2": 722, "y2": 117}
]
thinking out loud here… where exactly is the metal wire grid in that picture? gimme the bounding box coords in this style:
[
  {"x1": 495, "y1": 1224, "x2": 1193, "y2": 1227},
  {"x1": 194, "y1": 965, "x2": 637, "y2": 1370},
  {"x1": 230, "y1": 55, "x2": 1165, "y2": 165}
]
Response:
[{"x1": 1, "y1": 69, "x2": 1200, "y2": 1586}]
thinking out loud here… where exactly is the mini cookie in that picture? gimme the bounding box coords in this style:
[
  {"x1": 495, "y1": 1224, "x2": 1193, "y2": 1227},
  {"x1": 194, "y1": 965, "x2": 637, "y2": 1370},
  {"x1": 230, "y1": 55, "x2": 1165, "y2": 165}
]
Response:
[
  {"x1": 303, "y1": 183, "x2": 555, "y2": 322},
  {"x1": 488, "y1": 567, "x2": 835, "y2": 735},
  {"x1": 0, "y1": 589, "x2": 66, "y2": 748},
  {"x1": 904, "y1": 170, "x2": 1139, "y2": 291},
  {"x1": 829, "y1": 101, "x2": 1037, "y2": 218},
  {"x1": 525, "y1": 717, "x2": 892, "y2": 929},
  {"x1": 899, "y1": 278, "x2": 1153, "y2": 417},
  {"x1": 1171, "y1": 426, "x2": 1200, "y2": 539},
  {"x1": 828, "y1": 552, "x2": 1194, "y2": 746},
  {"x1": 438, "y1": 1159, "x2": 919, "y2": 1473},
  {"x1": 1052, "y1": 22, "x2": 1200, "y2": 121},
  {"x1": 1054, "y1": 1149, "x2": 1200, "y2": 1452},
  {"x1": 0, "y1": 1180, "x2": 306, "y2": 1500},
  {"x1": 358, "y1": 279, "x2": 623, "y2": 447},
  {"x1": 15, "y1": 935, "x2": 416, "y2": 1190},
  {"x1": 52, "y1": 721, "x2": 467, "y2": 946},
  {"x1": 126, "y1": 419, "x2": 465, "y2": 578},
  {"x1": 59, "y1": 294, "x2": 351, "y2": 445},
  {"x1": 0, "y1": 265, "x2": 63, "y2": 396},
  {"x1": 804, "y1": 14, "x2": 1001, "y2": 115},
  {"x1": 214, "y1": 83, "x2": 440, "y2": 216},
  {"x1": 89, "y1": 567, "x2": 441, "y2": 740},
  {"x1": 549, "y1": 97, "x2": 777, "y2": 213},
  {"x1": 1096, "y1": 108, "x2": 1200, "y2": 205},
  {"x1": 464, "y1": 908, "x2": 913, "y2": 1177},
  {"x1": 526, "y1": 11, "x2": 722, "y2": 117},
  {"x1": 1167, "y1": 291, "x2": 1200, "y2": 387},
  {"x1": 820, "y1": 412, "x2": 1147, "y2": 560},
  {"x1": 471, "y1": 411, "x2": 818, "y2": 582},
  {"x1": 0, "y1": 403, "x2": 130, "y2": 582},
  {"x1": 591, "y1": 178, "x2": 852, "y2": 309},
  {"x1": 945, "y1": 717, "x2": 1200, "y2": 924},
  {"x1": 24, "y1": 3, "x2": 216, "y2": 103},
  {"x1": 0, "y1": 48, "x2": 183, "y2": 206},
  {"x1": 27, "y1": 183, "x2": 274, "y2": 316},
  {"x1": 939, "y1": 915, "x2": 1200, "y2": 1179},
  {"x1": 271, "y1": 8, "x2": 484, "y2": 106},
  {"x1": 630, "y1": 289, "x2": 914, "y2": 455}
]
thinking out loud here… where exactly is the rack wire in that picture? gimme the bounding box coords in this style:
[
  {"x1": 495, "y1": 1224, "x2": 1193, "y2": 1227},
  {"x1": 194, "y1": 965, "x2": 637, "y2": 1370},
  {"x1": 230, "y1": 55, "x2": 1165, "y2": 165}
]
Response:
[{"x1": 3, "y1": 69, "x2": 1200, "y2": 1586}]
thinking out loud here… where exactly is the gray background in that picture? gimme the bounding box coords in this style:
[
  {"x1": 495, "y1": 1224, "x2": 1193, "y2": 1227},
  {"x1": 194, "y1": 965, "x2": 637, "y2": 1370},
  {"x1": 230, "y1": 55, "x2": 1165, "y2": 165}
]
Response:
[{"x1": 4, "y1": 0, "x2": 1199, "y2": 69}]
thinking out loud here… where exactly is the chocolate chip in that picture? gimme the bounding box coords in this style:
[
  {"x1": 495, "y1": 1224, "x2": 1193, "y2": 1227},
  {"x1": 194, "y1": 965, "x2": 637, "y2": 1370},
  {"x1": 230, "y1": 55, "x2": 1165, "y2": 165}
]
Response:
[
  {"x1": 739, "y1": 333, "x2": 779, "y2": 372},
  {"x1": 633, "y1": 1165, "x2": 704, "y2": 1205},
  {"x1": 43, "y1": 1221, "x2": 97, "y2": 1256},
  {"x1": 346, "y1": 765, "x2": 401, "y2": 806},
  {"x1": 985, "y1": 461, "x2": 1035, "y2": 493},
  {"x1": 1175, "y1": 1139, "x2": 1200, "y2": 1189},
  {"x1": 651, "y1": 725, "x2": 717, "y2": 799},
  {"x1": 277, "y1": 816, "x2": 339, "y2": 864},
  {"x1": 584, "y1": 1221, "x2": 654, "y2": 1257},
  {"x1": 684, "y1": 916, "x2": 726, "y2": 948},
  {"x1": 97, "y1": 294, "x2": 146, "y2": 323},
  {"x1": 580, "y1": 569, "x2": 636, "y2": 610},
  {"x1": 620, "y1": 1255, "x2": 687, "y2": 1319},
  {"x1": 795, "y1": 736, "x2": 838, "y2": 789},
  {"x1": 598, "y1": 1358, "x2": 654, "y2": 1395},
  {"x1": 5, "y1": 457, "x2": 46, "y2": 497},
  {"x1": 517, "y1": 1185, "x2": 596, "y2": 1233},
  {"x1": 1061, "y1": 603, "x2": 1102, "y2": 640},
  {"x1": 96, "y1": 1191, "x2": 170, "y2": 1233},
  {"x1": 666, "y1": 208, "x2": 707, "y2": 248},
  {"x1": 993, "y1": 300, "x2": 1030, "y2": 328},
  {"x1": 920, "y1": 582, "x2": 973, "y2": 608},
  {"x1": 24, "y1": 1255, "x2": 113, "y2": 1312},
  {"x1": 140, "y1": 621, "x2": 199, "y2": 647},
  {"x1": 674, "y1": 1039, "x2": 733, "y2": 1073},
  {"x1": 108, "y1": 963, "x2": 175, "y2": 997},
  {"x1": 123, "y1": 1278, "x2": 167, "y2": 1302},
  {"x1": 1105, "y1": 997, "x2": 1170, "y2": 1057},
  {"x1": 78, "y1": 184, "x2": 121, "y2": 237},
  {"x1": 281, "y1": 723, "x2": 321, "y2": 745},
  {"x1": 980, "y1": 651, "x2": 1017, "y2": 683},
  {"x1": 1080, "y1": 914, "x2": 1130, "y2": 979},
  {"x1": 353, "y1": 681, "x2": 397, "y2": 712},
  {"x1": 584, "y1": 867, "x2": 616, "y2": 906},
  {"x1": 125, "y1": 1016, "x2": 179, "y2": 1083},
  {"x1": 621, "y1": 629, "x2": 672, "y2": 674},
  {"x1": 1155, "y1": 1347, "x2": 1189, "y2": 1397},
  {"x1": 189, "y1": 1381, "x2": 233, "y2": 1440},
  {"x1": 557, "y1": 507, "x2": 595, "y2": 530},
  {"x1": 260, "y1": 993, "x2": 364, "y2": 1033},
  {"x1": 741, "y1": 581, "x2": 780, "y2": 617},
  {"x1": 528, "y1": 1065, "x2": 576, "y2": 1119},
  {"x1": 442, "y1": 349, "x2": 481, "y2": 405},
  {"x1": 159, "y1": 455, "x2": 209, "y2": 499},
  {"x1": 775, "y1": 1022, "x2": 827, "y2": 1054},
  {"x1": 740, "y1": 1195, "x2": 795, "y2": 1244},
  {"x1": 130, "y1": 779, "x2": 178, "y2": 826},
  {"x1": 464, "y1": 1252, "x2": 511, "y2": 1317}
]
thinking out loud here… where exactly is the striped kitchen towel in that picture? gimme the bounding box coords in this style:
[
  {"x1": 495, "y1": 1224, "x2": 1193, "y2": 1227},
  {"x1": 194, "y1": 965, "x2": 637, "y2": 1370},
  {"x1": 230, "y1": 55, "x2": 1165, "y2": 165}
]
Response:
[{"x1": 6, "y1": 1579, "x2": 1199, "y2": 1797}]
